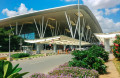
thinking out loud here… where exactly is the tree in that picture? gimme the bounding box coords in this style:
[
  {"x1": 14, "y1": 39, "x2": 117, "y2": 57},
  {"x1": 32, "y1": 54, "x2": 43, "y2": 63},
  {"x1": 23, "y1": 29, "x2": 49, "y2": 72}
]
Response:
[{"x1": 0, "y1": 28, "x2": 25, "y2": 52}]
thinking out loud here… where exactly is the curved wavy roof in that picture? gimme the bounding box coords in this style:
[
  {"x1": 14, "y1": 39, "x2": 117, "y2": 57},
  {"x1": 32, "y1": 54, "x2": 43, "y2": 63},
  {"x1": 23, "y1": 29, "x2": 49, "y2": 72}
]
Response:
[{"x1": 0, "y1": 4, "x2": 102, "y2": 33}]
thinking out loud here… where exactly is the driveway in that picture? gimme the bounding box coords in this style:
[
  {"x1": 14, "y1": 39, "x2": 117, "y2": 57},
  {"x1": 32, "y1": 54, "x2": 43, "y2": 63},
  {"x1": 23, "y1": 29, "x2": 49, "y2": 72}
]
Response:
[{"x1": 12, "y1": 54, "x2": 72, "y2": 78}]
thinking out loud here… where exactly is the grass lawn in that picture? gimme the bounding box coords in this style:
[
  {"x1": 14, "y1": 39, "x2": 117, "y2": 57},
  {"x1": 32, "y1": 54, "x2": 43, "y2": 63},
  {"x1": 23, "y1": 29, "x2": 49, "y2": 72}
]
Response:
[{"x1": 113, "y1": 58, "x2": 120, "y2": 74}]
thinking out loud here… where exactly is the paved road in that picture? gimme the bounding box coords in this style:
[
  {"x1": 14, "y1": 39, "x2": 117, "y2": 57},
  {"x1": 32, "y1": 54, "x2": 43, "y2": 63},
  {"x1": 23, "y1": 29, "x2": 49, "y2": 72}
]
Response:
[{"x1": 12, "y1": 54, "x2": 72, "y2": 78}]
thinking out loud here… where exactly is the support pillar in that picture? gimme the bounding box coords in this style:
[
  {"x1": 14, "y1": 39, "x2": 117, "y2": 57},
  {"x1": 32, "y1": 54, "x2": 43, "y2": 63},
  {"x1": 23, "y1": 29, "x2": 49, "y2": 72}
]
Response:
[
  {"x1": 70, "y1": 45, "x2": 73, "y2": 49},
  {"x1": 36, "y1": 44, "x2": 43, "y2": 54},
  {"x1": 16, "y1": 22, "x2": 18, "y2": 35},
  {"x1": 53, "y1": 44, "x2": 57, "y2": 52},
  {"x1": 104, "y1": 38, "x2": 110, "y2": 52},
  {"x1": 64, "y1": 45, "x2": 66, "y2": 50}
]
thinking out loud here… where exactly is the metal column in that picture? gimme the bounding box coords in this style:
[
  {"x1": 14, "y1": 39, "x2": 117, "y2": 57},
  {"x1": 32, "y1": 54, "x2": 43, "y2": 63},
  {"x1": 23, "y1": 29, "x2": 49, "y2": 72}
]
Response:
[{"x1": 16, "y1": 22, "x2": 18, "y2": 35}]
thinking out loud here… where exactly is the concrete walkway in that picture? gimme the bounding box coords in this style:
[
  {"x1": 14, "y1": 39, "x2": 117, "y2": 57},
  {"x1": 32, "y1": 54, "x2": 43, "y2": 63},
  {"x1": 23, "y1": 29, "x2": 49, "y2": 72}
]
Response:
[{"x1": 99, "y1": 54, "x2": 120, "y2": 78}]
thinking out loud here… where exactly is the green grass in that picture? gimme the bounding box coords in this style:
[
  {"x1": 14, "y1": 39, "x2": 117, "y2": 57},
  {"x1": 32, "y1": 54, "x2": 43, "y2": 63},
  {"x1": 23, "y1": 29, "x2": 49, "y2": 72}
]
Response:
[
  {"x1": 29, "y1": 54, "x2": 44, "y2": 58},
  {"x1": 113, "y1": 58, "x2": 120, "y2": 74}
]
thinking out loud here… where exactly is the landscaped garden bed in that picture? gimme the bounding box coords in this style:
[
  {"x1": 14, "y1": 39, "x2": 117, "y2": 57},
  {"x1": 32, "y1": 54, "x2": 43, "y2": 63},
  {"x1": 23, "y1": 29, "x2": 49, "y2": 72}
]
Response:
[
  {"x1": 11, "y1": 53, "x2": 30, "y2": 58},
  {"x1": 9, "y1": 52, "x2": 57, "y2": 61},
  {"x1": 11, "y1": 53, "x2": 45, "y2": 61}
]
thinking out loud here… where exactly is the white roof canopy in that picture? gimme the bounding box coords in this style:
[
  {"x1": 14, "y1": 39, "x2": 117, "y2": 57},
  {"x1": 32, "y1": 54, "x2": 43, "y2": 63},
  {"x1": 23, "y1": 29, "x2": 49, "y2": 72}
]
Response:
[
  {"x1": 25, "y1": 35, "x2": 90, "y2": 46},
  {"x1": 95, "y1": 33, "x2": 120, "y2": 46}
]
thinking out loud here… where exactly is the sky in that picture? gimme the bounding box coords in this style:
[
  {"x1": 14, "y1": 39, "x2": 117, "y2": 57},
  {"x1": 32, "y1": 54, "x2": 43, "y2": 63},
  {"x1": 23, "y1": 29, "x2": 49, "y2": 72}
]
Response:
[{"x1": 0, "y1": 0, "x2": 120, "y2": 33}]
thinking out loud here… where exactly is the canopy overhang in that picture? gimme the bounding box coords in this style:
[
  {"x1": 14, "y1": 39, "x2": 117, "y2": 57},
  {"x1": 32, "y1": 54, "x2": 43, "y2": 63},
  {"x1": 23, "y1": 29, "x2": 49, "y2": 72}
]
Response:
[
  {"x1": 25, "y1": 35, "x2": 90, "y2": 46},
  {"x1": 95, "y1": 33, "x2": 120, "y2": 46}
]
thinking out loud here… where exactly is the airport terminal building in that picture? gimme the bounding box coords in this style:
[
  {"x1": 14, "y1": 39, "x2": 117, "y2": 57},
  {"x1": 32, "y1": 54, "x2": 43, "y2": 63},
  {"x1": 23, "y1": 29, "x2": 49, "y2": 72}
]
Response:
[{"x1": 0, "y1": 4, "x2": 103, "y2": 53}]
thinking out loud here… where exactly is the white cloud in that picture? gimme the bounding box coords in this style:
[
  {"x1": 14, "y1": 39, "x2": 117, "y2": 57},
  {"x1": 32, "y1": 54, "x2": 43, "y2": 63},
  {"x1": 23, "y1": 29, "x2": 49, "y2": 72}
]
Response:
[
  {"x1": 18, "y1": 3, "x2": 28, "y2": 14},
  {"x1": 105, "y1": 8, "x2": 120, "y2": 15},
  {"x1": 83, "y1": 0, "x2": 120, "y2": 9},
  {"x1": 111, "y1": 8, "x2": 120, "y2": 13},
  {"x1": 105, "y1": 9, "x2": 110, "y2": 15},
  {"x1": 2, "y1": 3, "x2": 35, "y2": 17},
  {"x1": 96, "y1": 15, "x2": 120, "y2": 32},
  {"x1": 82, "y1": 0, "x2": 120, "y2": 33},
  {"x1": 2, "y1": 8, "x2": 18, "y2": 17}
]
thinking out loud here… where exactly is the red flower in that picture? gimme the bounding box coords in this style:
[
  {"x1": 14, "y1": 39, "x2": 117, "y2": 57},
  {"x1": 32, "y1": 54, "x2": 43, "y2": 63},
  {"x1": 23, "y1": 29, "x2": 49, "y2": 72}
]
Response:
[
  {"x1": 115, "y1": 47, "x2": 118, "y2": 50},
  {"x1": 114, "y1": 43, "x2": 119, "y2": 47},
  {"x1": 117, "y1": 52, "x2": 119, "y2": 54},
  {"x1": 116, "y1": 51, "x2": 119, "y2": 54}
]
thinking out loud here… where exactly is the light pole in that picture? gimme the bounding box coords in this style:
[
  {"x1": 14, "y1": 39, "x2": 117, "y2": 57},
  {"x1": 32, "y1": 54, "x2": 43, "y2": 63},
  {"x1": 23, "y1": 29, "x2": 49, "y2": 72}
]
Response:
[{"x1": 78, "y1": 0, "x2": 81, "y2": 50}]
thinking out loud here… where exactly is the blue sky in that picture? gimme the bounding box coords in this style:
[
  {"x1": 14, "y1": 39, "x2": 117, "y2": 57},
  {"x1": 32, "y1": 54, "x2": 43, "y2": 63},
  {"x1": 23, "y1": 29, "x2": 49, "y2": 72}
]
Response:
[
  {"x1": 0, "y1": 0, "x2": 120, "y2": 33},
  {"x1": 0, "y1": 0, "x2": 81, "y2": 19}
]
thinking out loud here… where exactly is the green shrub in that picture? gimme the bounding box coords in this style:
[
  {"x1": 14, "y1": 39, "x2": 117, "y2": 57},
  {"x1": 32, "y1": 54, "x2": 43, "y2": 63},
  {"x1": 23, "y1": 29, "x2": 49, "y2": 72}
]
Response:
[
  {"x1": 71, "y1": 50, "x2": 88, "y2": 60},
  {"x1": 11, "y1": 53, "x2": 30, "y2": 58},
  {"x1": 112, "y1": 46, "x2": 120, "y2": 58},
  {"x1": 88, "y1": 45, "x2": 109, "y2": 62},
  {"x1": 0, "y1": 60, "x2": 28, "y2": 78},
  {"x1": 69, "y1": 49, "x2": 107, "y2": 74},
  {"x1": 113, "y1": 35, "x2": 120, "y2": 58}
]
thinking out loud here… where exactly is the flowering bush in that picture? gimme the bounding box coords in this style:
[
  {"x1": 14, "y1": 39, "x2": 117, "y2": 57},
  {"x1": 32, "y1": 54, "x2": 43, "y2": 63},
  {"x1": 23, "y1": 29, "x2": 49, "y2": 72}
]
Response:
[
  {"x1": 30, "y1": 67, "x2": 98, "y2": 78},
  {"x1": 58, "y1": 62, "x2": 69, "y2": 68},
  {"x1": 69, "y1": 48, "x2": 107, "y2": 74},
  {"x1": 30, "y1": 62, "x2": 99, "y2": 78},
  {"x1": 30, "y1": 73, "x2": 72, "y2": 78},
  {"x1": 49, "y1": 67, "x2": 99, "y2": 78},
  {"x1": 113, "y1": 35, "x2": 120, "y2": 58}
]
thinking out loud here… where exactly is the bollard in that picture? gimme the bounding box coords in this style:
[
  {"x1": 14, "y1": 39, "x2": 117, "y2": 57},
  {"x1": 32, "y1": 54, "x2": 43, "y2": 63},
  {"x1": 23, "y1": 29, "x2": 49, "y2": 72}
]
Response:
[
  {"x1": 58, "y1": 50, "x2": 59, "y2": 54},
  {"x1": 65, "y1": 49, "x2": 67, "y2": 54}
]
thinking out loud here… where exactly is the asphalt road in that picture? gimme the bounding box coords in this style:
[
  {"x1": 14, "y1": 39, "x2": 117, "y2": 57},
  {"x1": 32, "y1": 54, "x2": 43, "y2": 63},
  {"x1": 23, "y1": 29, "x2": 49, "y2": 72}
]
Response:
[{"x1": 12, "y1": 54, "x2": 72, "y2": 78}]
